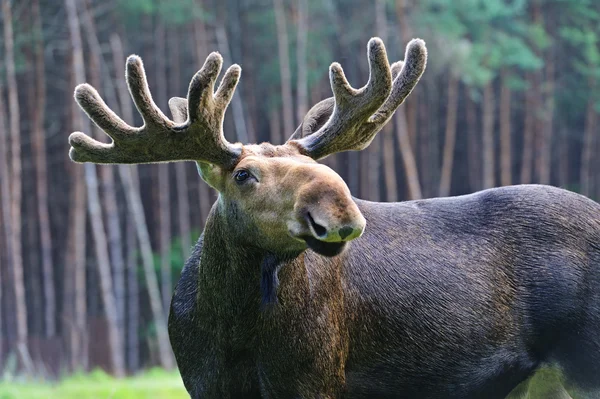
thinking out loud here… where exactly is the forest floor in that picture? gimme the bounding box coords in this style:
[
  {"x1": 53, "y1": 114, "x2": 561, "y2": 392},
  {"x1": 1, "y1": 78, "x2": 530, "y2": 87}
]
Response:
[
  {"x1": 0, "y1": 365, "x2": 570, "y2": 398},
  {"x1": 0, "y1": 368, "x2": 187, "y2": 399}
]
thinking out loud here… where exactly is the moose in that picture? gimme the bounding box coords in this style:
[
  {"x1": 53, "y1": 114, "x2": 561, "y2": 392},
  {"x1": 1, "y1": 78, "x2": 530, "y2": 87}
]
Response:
[{"x1": 68, "y1": 37, "x2": 600, "y2": 398}]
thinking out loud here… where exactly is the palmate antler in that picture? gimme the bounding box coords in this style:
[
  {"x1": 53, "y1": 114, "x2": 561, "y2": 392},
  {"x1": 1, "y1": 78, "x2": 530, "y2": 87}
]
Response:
[
  {"x1": 69, "y1": 52, "x2": 242, "y2": 167},
  {"x1": 69, "y1": 38, "x2": 425, "y2": 167},
  {"x1": 289, "y1": 38, "x2": 427, "y2": 160}
]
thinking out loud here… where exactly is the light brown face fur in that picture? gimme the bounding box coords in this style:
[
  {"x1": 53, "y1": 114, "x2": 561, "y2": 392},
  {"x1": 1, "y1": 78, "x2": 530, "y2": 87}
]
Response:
[{"x1": 199, "y1": 143, "x2": 366, "y2": 256}]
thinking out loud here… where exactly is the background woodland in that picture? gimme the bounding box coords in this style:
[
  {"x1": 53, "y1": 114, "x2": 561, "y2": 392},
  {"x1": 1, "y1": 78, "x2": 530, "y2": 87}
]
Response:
[{"x1": 0, "y1": 0, "x2": 599, "y2": 377}]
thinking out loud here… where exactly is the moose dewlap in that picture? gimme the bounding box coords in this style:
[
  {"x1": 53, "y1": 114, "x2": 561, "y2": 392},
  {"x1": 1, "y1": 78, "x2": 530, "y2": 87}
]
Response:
[{"x1": 69, "y1": 37, "x2": 600, "y2": 399}]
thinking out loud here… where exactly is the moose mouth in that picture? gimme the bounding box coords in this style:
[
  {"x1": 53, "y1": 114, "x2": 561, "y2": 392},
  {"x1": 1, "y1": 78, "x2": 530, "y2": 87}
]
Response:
[{"x1": 301, "y1": 235, "x2": 347, "y2": 257}]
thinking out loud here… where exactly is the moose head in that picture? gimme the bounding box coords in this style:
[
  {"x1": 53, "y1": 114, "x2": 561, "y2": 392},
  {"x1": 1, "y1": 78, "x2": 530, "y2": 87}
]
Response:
[{"x1": 69, "y1": 38, "x2": 427, "y2": 258}]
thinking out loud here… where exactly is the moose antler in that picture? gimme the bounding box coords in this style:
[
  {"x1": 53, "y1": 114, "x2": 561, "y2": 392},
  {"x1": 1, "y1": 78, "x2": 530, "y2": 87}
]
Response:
[
  {"x1": 69, "y1": 52, "x2": 242, "y2": 167},
  {"x1": 289, "y1": 38, "x2": 427, "y2": 160}
]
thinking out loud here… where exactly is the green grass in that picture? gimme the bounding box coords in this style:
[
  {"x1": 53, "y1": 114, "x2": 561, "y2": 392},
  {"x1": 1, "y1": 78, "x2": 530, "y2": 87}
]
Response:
[
  {"x1": 0, "y1": 368, "x2": 187, "y2": 399},
  {"x1": 0, "y1": 365, "x2": 576, "y2": 398}
]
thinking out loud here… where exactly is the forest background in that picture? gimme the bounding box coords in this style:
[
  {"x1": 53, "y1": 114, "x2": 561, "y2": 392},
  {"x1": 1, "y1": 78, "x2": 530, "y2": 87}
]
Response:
[{"x1": 0, "y1": 0, "x2": 599, "y2": 387}]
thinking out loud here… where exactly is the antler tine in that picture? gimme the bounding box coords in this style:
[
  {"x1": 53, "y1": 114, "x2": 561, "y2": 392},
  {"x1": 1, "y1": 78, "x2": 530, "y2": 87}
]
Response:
[
  {"x1": 74, "y1": 84, "x2": 137, "y2": 140},
  {"x1": 371, "y1": 38, "x2": 427, "y2": 125},
  {"x1": 291, "y1": 38, "x2": 426, "y2": 160},
  {"x1": 291, "y1": 38, "x2": 392, "y2": 159},
  {"x1": 126, "y1": 55, "x2": 173, "y2": 127},
  {"x1": 68, "y1": 52, "x2": 242, "y2": 167}
]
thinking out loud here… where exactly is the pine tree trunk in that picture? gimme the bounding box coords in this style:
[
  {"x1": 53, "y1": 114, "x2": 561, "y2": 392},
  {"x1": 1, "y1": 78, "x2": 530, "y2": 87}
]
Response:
[
  {"x1": 82, "y1": 0, "x2": 127, "y2": 364},
  {"x1": 499, "y1": 70, "x2": 512, "y2": 187},
  {"x1": 66, "y1": 0, "x2": 125, "y2": 377},
  {"x1": 296, "y1": 0, "x2": 308, "y2": 124},
  {"x1": 170, "y1": 29, "x2": 192, "y2": 261},
  {"x1": 396, "y1": 108, "x2": 422, "y2": 199},
  {"x1": 558, "y1": 127, "x2": 569, "y2": 188},
  {"x1": 520, "y1": 73, "x2": 535, "y2": 184},
  {"x1": 482, "y1": 82, "x2": 495, "y2": 189},
  {"x1": 118, "y1": 165, "x2": 175, "y2": 369},
  {"x1": 109, "y1": 34, "x2": 142, "y2": 372},
  {"x1": 126, "y1": 219, "x2": 139, "y2": 373},
  {"x1": 64, "y1": 53, "x2": 88, "y2": 372},
  {"x1": 438, "y1": 76, "x2": 459, "y2": 197},
  {"x1": 3, "y1": 0, "x2": 31, "y2": 371},
  {"x1": 0, "y1": 78, "x2": 10, "y2": 366},
  {"x1": 273, "y1": 0, "x2": 294, "y2": 134},
  {"x1": 418, "y1": 90, "x2": 430, "y2": 196},
  {"x1": 538, "y1": 53, "x2": 554, "y2": 185},
  {"x1": 466, "y1": 94, "x2": 480, "y2": 192},
  {"x1": 269, "y1": 107, "x2": 283, "y2": 145},
  {"x1": 155, "y1": 21, "x2": 173, "y2": 315},
  {"x1": 581, "y1": 84, "x2": 597, "y2": 197},
  {"x1": 191, "y1": 12, "x2": 216, "y2": 223},
  {"x1": 109, "y1": 33, "x2": 174, "y2": 369},
  {"x1": 215, "y1": 23, "x2": 248, "y2": 143},
  {"x1": 31, "y1": 0, "x2": 56, "y2": 339}
]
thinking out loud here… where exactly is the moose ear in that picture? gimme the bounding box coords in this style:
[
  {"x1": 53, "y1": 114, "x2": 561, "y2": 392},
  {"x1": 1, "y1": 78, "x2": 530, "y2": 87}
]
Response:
[{"x1": 287, "y1": 97, "x2": 334, "y2": 141}]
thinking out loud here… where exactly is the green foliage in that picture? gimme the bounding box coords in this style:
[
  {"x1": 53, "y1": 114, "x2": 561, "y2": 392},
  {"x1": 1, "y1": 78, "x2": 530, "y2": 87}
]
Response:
[
  {"x1": 414, "y1": 0, "x2": 546, "y2": 87},
  {"x1": 116, "y1": 0, "x2": 206, "y2": 26},
  {"x1": 0, "y1": 368, "x2": 186, "y2": 399}
]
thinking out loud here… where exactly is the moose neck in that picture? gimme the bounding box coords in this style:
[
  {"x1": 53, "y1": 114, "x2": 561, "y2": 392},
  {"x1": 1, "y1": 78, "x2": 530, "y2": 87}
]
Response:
[{"x1": 198, "y1": 197, "x2": 305, "y2": 309}]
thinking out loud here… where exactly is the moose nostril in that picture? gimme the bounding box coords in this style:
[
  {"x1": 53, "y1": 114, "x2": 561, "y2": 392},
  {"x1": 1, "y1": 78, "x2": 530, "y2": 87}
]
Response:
[
  {"x1": 306, "y1": 212, "x2": 327, "y2": 238},
  {"x1": 339, "y1": 226, "x2": 354, "y2": 240}
]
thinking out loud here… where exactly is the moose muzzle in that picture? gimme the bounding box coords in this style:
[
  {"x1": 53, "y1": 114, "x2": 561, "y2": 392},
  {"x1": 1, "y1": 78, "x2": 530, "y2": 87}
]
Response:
[{"x1": 292, "y1": 169, "x2": 366, "y2": 256}]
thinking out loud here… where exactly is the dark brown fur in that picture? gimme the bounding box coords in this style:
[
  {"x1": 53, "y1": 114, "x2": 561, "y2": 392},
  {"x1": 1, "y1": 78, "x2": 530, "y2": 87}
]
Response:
[{"x1": 169, "y1": 184, "x2": 600, "y2": 398}]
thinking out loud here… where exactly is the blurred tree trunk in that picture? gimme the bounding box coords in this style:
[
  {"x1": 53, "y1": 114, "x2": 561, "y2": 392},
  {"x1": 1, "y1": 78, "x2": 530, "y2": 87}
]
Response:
[
  {"x1": 154, "y1": 19, "x2": 173, "y2": 314},
  {"x1": 520, "y1": 73, "x2": 535, "y2": 184},
  {"x1": 438, "y1": 76, "x2": 459, "y2": 197},
  {"x1": 125, "y1": 220, "x2": 139, "y2": 372},
  {"x1": 394, "y1": 0, "x2": 421, "y2": 200},
  {"x1": 238, "y1": 9, "x2": 258, "y2": 144},
  {"x1": 482, "y1": 82, "x2": 495, "y2": 189},
  {"x1": 273, "y1": 0, "x2": 294, "y2": 134},
  {"x1": 396, "y1": 108, "x2": 422, "y2": 200},
  {"x1": 558, "y1": 127, "x2": 569, "y2": 188},
  {"x1": 3, "y1": 0, "x2": 31, "y2": 371},
  {"x1": 119, "y1": 165, "x2": 175, "y2": 369},
  {"x1": 419, "y1": 89, "x2": 430, "y2": 196},
  {"x1": 395, "y1": 0, "x2": 418, "y2": 151},
  {"x1": 466, "y1": 94, "x2": 480, "y2": 192},
  {"x1": 66, "y1": 0, "x2": 125, "y2": 377},
  {"x1": 170, "y1": 29, "x2": 192, "y2": 261},
  {"x1": 110, "y1": 32, "x2": 174, "y2": 369},
  {"x1": 529, "y1": 3, "x2": 544, "y2": 184},
  {"x1": 31, "y1": 0, "x2": 56, "y2": 339},
  {"x1": 538, "y1": 53, "x2": 554, "y2": 185},
  {"x1": 214, "y1": 11, "x2": 248, "y2": 143},
  {"x1": 364, "y1": 0, "x2": 390, "y2": 202},
  {"x1": 296, "y1": 0, "x2": 308, "y2": 123},
  {"x1": 82, "y1": 0, "x2": 127, "y2": 358},
  {"x1": 581, "y1": 80, "x2": 597, "y2": 198},
  {"x1": 269, "y1": 108, "x2": 283, "y2": 145},
  {"x1": 192, "y1": 8, "x2": 215, "y2": 223},
  {"x1": 499, "y1": 70, "x2": 512, "y2": 186},
  {"x1": 110, "y1": 34, "x2": 142, "y2": 372},
  {"x1": 0, "y1": 80, "x2": 9, "y2": 364},
  {"x1": 64, "y1": 31, "x2": 88, "y2": 377}
]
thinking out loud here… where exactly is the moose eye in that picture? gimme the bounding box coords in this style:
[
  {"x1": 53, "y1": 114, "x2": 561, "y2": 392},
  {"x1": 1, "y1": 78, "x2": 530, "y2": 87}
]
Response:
[{"x1": 234, "y1": 169, "x2": 251, "y2": 183}]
